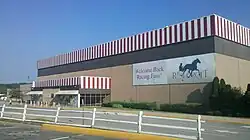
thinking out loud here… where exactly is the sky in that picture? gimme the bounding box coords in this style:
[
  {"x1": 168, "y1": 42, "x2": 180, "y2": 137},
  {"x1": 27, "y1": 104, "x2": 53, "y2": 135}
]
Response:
[{"x1": 0, "y1": 0, "x2": 249, "y2": 84}]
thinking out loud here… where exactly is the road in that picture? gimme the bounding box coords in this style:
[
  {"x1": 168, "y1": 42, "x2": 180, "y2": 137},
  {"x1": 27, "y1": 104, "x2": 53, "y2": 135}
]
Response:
[
  {"x1": 1, "y1": 103, "x2": 250, "y2": 140},
  {"x1": 0, "y1": 120, "x2": 120, "y2": 140}
]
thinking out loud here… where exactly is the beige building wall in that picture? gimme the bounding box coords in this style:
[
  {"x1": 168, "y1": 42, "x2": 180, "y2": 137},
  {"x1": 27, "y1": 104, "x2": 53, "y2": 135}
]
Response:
[
  {"x1": 215, "y1": 54, "x2": 250, "y2": 92},
  {"x1": 38, "y1": 64, "x2": 209, "y2": 104},
  {"x1": 42, "y1": 88, "x2": 60, "y2": 104}
]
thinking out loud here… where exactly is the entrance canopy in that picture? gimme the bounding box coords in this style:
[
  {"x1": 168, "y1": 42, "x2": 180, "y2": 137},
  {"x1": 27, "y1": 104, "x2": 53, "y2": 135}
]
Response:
[
  {"x1": 54, "y1": 90, "x2": 79, "y2": 95},
  {"x1": 26, "y1": 91, "x2": 43, "y2": 95}
]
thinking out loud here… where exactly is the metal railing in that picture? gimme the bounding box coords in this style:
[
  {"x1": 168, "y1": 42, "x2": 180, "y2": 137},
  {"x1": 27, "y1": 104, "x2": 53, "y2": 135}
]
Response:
[{"x1": 0, "y1": 104, "x2": 205, "y2": 140}]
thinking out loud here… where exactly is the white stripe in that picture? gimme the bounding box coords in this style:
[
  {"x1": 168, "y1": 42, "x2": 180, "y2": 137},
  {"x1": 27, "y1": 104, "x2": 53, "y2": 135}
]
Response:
[
  {"x1": 215, "y1": 130, "x2": 238, "y2": 134},
  {"x1": 80, "y1": 76, "x2": 83, "y2": 88},
  {"x1": 166, "y1": 27, "x2": 170, "y2": 44},
  {"x1": 85, "y1": 77, "x2": 88, "y2": 89},
  {"x1": 194, "y1": 19, "x2": 198, "y2": 39},
  {"x1": 144, "y1": 33, "x2": 147, "y2": 48},
  {"x1": 172, "y1": 26, "x2": 175, "y2": 43},
  {"x1": 177, "y1": 24, "x2": 180, "y2": 42},
  {"x1": 50, "y1": 136, "x2": 70, "y2": 140},
  {"x1": 247, "y1": 29, "x2": 250, "y2": 46},
  {"x1": 152, "y1": 30, "x2": 156, "y2": 47},
  {"x1": 148, "y1": 31, "x2": 152, "y2": 47},
  {"x1": 218, "y1": 17, "x2": 222, "y2": 37},
  {"x1": 182, "y1": 23, "x2": 186, "y2": 41},
  {"x1": 161, "y1": 28, "x2": 165, "y2": 45},
  {"x1": 232, "y1": 22, "x2": 236, "y2": 42},
  {"x1": 238, "y1": 25, "x2": 241, "y2": 43},
  {"x1": 93, "y1": 77, "x2": 97, "y2": 89},
  {"x1": 221, "y1": 18, "x2": 225, "y2": 38},
  {"x1": 107, "y1": 78, "x2": 110, "y2": 89},
  {"x1": 136, "y1": 35, "x2": 139, "y2": 50},
  {"x1": 241, "y1": 126, "x2": 250, "y2": 129},
  {"x1": 207, "y1": 16, "x2": 211, "y2": 36},
  {"x1": 214, "y1": 15, "x2": 218, "y2": 36},
  {"x1": 188, "y1": 21, "x2": 192, "y2": 40}
]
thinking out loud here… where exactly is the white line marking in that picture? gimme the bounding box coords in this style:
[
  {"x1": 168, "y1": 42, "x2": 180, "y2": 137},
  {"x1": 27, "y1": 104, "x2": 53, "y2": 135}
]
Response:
[
  {"x1": 50, "y1": 136, "x2": 69, "y2": 140},
  {"x1": 241, "y1": 126, "x2": 250, "y2": 129},
  {"x1": 203, "y1": 132, "x2": 226, "y2": 137},
  {"x1": 215, "y1": 130, "x2": 239, "y2": 134},
  {"x1": 0, "y1": 126, "x2": 18, "y2": 129}
]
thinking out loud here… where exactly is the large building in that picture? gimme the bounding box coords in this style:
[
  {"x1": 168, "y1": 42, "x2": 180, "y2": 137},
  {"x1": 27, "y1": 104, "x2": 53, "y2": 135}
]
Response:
[{"x1": 28, "y1": 14, "x2": 250, "y2": 107}]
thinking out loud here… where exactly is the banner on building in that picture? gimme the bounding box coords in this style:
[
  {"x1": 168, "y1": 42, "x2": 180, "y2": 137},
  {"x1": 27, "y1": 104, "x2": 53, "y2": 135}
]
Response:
[{"x1": 132, "y1": 53, "x2": 216, "y2": 85}]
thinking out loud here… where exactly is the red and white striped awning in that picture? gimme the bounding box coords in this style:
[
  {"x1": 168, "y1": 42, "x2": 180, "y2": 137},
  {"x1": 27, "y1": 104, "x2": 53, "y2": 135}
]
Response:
[{"x1": 34, "y1": 76, "x2": 111, "y2": 90}]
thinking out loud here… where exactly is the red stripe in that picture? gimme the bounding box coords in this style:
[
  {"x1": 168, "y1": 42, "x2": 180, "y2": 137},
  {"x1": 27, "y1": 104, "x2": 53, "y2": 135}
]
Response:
[
  {"x1": 92, "y1": 77, "x2": 95, "y2": 89},
  {"x1": 116, "y1": 40, "x2": 119, "y2": 53},
  {"x1": 130, "y1": 36, "x2": 133, "y2": 51},
  {"x1": 108, "y1": 42, "x2": 111, "y2": 56},
  {"x1": 123, "y1": 38, "x2": 126, "y2": 52},
  {"x1": 180, "y1": 24, "x2": 183, "y2": 41},
  {"x1": 164, "y1": 27, "x2": 167, "y2": 44},
  {"x1": 150, "y1": 31, "x2": 153, "y2": 47},
  {"x1": 217, "y1": 16, "x2": 220, "y2": 36},
  {"x1": 210, "y1": 15, "x2": 215, "y2": 36},
  {"x1": 134, "y1": 35, "x2": 137, "y2": 50},
  {"x1": 191, "y1": 20, "x2": 195, "y2": 39},
  {"x1": 109, "y1": 78, "x2": 111, "y2": 89},
  {"x1": 169, "y1": 26, "x2": 172, "y2": 43},
  {"x1": 141, "y1": 33, "x2": 145, "y2": 49},
  {"x1": 100, "y1": 78, "x2": 103, "y2": 89},
  {"x1": 119, "y1": 39, "x2": 122, "y2": 53},
  {"x1": 126, "y1": 37, "x2": 129, "y2": 51},
  {"x1": 204, "y1": 17, "x2": 208, "y2": 36},
  {"x1": 88, "y1": 77, "x2": 91, "y2": 89},
  {"x1": 197, "y1": 19, "x2": 201, "y2": 38},
  {"x1": 185, "y1": 22, "x2": 189, "y2": 40},
  {"x1": 138, "y1": 34, "x2": 141, "y2": 49},
  {"x1": 105, "y1": 78, "x2": 108, "y2": 89},
  {"x1": 159, "y1": 28, "x2": 162, "y2": 45},
  {"x1": 146, "y1": 32, "x2": 149, "y2": 48},
  {"x1": 96, "y1": 77, "x2": 99, "y2": 89},
  {"x1": 174, "y1": 25, "x2": 178, "y2": 42},
  {"x1": 113, "y1": 41, "x2": 116, "y2": 54},
  {"x1": 155, "y1": 30, "x2": 158, "y2": 46},
  {"x1": 101, "y1": 44, "x2": 104, "y2": 57}
]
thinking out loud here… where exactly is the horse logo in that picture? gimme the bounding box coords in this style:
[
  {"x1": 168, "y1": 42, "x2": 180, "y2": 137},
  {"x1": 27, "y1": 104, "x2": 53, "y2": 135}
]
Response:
[{"x1": 178, "y1": 58, "x2": 201, "y2": 77}]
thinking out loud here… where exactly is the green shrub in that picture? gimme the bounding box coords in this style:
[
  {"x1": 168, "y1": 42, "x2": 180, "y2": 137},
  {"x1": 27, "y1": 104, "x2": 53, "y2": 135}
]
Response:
[
  {"x1": 159, "y1": 103, "x2": 203, "y2": 114},
  {"x1": 112, "y1": 104, "x2": 123, "y2": 108},
  {"x1": 102, "y1": 101, "x2": 157, "y2": 110}
]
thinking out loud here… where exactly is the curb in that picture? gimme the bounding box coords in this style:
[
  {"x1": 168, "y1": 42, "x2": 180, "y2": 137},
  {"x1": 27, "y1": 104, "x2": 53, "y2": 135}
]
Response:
[{"x1": 41, "y1": 124, "x2": 181, "y2": 140}]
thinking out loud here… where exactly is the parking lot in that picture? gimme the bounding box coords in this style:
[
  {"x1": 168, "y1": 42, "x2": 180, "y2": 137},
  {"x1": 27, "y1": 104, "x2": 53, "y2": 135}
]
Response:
[{"x1": 0, "y1": 121, "x2": 121, "y2": 140}]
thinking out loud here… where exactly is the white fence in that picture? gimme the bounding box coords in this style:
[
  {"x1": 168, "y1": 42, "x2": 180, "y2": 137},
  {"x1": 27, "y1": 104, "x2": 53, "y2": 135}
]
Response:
[{"x1": 0, "y1": 104, "x2": 205, "y2": 140}]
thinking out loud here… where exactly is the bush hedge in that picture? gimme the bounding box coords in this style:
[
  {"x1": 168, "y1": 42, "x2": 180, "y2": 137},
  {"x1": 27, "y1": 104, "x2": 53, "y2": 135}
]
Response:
[
  {"x1": 102, "y1": 77, "x2": 250, "y2": 118},
  {"x1": 103, "y1": 101, "x2": 158, "y2": 110}
]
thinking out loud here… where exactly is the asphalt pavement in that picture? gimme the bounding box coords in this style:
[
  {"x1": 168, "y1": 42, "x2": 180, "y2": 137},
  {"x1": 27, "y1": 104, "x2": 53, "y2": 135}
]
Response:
[
  {"x1": 0, "y1": 121, "x2": 120, "y2": 140},
  {"x1": 1, "y1": 103, "x2": 250, "y2": 140}
]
